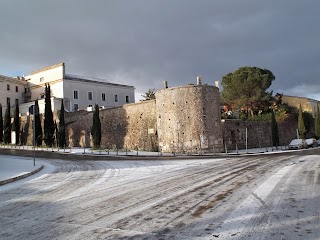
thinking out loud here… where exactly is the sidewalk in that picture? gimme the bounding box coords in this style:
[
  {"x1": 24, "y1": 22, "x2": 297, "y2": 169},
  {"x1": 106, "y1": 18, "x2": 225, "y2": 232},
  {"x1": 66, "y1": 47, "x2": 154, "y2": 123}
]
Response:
[{"x1": 0, "y1": 155, "x2": 43, "y2": 186}]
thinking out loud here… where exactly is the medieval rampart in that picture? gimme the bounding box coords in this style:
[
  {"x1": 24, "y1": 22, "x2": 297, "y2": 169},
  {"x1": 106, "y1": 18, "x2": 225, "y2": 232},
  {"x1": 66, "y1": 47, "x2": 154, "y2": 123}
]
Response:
[
  {"x1": 155, "y1": 84, "x2": 223, "y2": 153},
  {"x1": 64, "y1": 100, "x2": 158, "y2": 150},
  {"x1": 221, "y1": 114, "x2": 301, "y2": 150},
  {"x1": 17, "y1": 83, "x2": 307, "y2": 153}
]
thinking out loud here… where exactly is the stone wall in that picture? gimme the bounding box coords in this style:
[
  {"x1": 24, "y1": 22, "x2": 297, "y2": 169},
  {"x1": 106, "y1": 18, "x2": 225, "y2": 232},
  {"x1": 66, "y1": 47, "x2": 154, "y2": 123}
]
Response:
[
  {"x1": 64, "y1": 100, "x2": 158, "y2": 150},
  {"x1": 64, "y1": 84, "x2": 224, "y2": 153},
  {"x1": 17, "y1": 83, "x2": 308, "y2": 153},
  {"x1": 155, "y1": 85, "x2": 223, "y2": 153},
  {"x1": 221, "y1": 114, "x2": 301, "y2": 150},
  {"x1": 19, "y1": 112, "x2": 58, "y2": 146}
]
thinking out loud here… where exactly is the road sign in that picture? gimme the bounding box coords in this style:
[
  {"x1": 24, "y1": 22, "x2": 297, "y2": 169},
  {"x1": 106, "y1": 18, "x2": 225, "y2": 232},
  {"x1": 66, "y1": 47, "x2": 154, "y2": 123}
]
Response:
[{"x1": 29, "y1": 105, "x2": 39, "y2": 115}]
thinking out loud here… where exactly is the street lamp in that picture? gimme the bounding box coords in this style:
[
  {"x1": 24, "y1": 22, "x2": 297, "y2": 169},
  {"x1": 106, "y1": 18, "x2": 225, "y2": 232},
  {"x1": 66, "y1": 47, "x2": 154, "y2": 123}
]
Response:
[{"x1": 29, "y1": 105, "x2": 39, "y2": 166}]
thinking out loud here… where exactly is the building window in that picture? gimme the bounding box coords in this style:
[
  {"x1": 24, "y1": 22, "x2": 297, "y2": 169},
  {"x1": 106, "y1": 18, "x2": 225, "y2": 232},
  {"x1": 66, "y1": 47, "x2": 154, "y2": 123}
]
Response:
[
  {"x1": 102, "y1": 93, "x2": 106, "y2": 101},
  {"x1": 16, "y1": 86, "x2": 19, "y2": 92},
  {"x1": 74, "y1": 90, "x2": 78, "y2": 99},
  {"x1": 74, "y1": 104, "x2": 79, "y2": 111},
  {"x1": 40, "y1": 77, "x2": 44, "y2": 82},
  {"x1": 126, "y1": 96, "x2": 129, "y2": 103},
  {"x1": 7, "y1": 97, "x2": 10, "y2": 106},
  {"x1": 88, "y1": 92, "x2": 93, "y2": 101},
  {"x1": 115, "y1": 94, "x2": 118, "y2": 102},
  {"x1": 40, "y1": 94, "x2": 45, "y2": 99},
  {"x1": 15, "y1": 99, "x2": 19, "y2": 106},
  {"x1": 7, "y1": 84, "x2": 10, "y2": 91}
]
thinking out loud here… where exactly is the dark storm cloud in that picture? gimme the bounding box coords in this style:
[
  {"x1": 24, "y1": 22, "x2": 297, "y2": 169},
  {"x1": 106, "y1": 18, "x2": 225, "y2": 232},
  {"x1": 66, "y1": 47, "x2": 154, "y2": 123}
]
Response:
[{"x1": 1, "y1": 0, "x2": 320, "y2": 100}]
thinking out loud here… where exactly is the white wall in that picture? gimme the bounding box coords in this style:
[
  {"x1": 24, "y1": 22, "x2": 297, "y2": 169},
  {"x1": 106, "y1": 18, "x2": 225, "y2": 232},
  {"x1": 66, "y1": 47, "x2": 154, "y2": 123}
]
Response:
[
  {"x1": 19, "y1": 97, "x2": 70, "y2": 115},
  {"x1": 0, "y1": 76, "x2": 27, "y2": 116},
  {"x1": 63, "y1": 79, "x2": 135, "y2": 111},
  {"x1": 1, "y1": 63, "x2": 135, "y2": 115},
  {"x1": 25, "y1": 63, "x2": 64, "y2": 101}
]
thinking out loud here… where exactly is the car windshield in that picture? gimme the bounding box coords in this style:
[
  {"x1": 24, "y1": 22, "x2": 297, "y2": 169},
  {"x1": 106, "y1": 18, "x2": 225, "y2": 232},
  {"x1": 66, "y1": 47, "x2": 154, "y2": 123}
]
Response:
[{"x1": 290, "y1": 139, "x2": 302, "y2": 144}]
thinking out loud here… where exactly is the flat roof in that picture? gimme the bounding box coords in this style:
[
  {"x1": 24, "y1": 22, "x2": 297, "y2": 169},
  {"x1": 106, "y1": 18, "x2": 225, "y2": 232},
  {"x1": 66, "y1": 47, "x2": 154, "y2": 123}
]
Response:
[{"x1": 65, "y1": 74, "x2": 135, "y2": 89}]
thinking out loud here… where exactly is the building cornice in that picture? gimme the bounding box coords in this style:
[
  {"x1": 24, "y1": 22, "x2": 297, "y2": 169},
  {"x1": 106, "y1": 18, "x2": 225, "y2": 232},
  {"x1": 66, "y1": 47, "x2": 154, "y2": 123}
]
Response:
[
  {"x1": 31, "y1": 62, "x2": 65, "y2": 75},
  {"x1": 65, "y1": 74, "x2": 135, "y2": 89},
  {"x1": 28, "y1": 79, "x2": 63, "y2": 89},
  {"x1": 0, "y1": 75, "x2": 28, "y2": 85}
]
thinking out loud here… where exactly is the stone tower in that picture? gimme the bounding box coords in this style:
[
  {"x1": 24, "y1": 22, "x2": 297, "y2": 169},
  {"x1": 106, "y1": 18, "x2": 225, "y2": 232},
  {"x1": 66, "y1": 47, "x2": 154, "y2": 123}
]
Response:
[{"x1": 155, "y1": 81, "x2": 223, "y2": 153}]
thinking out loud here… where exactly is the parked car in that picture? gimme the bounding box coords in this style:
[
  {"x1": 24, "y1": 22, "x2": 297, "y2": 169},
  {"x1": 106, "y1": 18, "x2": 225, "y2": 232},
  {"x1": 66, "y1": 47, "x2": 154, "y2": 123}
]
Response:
[
  {"x1": 317, "y1": 139, "x2": 320, "y2": 146},
  {"x1": 306, "y1": 138, "x2": 319, "y2": 148},
  {"x1": 289, "y1": 139, "x2": 307, "y2": 149}
]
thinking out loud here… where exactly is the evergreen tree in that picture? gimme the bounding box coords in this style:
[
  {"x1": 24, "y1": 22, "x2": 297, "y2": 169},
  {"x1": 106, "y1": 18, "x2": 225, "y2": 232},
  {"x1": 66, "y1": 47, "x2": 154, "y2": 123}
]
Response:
[
  {"x1": 271, "y1": 110, "x2": 279, "y2": 147},
  {"x1": 0, "y1": 104, "x2": 3, "y2": 143},
  {"x1": 221, "y1": 66, "x2": 275, "y2": 116},
  {"x1": 57, "y1": 99, "x2": 66, "y2": 148},
  {"x1": 44, "y1": 84, "x2": 55, "y2": 147},
  {"x1": 3, "y1": 102, "x2": 11, "y2": 144},
  {"x1": 34, "y1": 100, "x2": 42, "y2": 146},
  {"x1": 298, "y1": 103, "x2": 306, "y2": 139},
  {"x1": 315, "y1": 104, "x2": 320, "y2": 139},
  {"x1": 12, "y1": 103, "x2": 20, "y2": 145},
  {"x1": 141, "y1": 89, "x2": 156, "y2": 101},
  {"x1": 91, "y1": 104, "x2": 101, "y2": 148}
]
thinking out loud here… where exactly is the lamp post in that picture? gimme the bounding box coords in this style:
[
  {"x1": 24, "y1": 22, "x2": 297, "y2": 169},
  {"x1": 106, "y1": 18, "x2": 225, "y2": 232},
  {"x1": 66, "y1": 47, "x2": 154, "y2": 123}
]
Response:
[
  {"x1": 246, "y1": 103, "x2": 249, "y2": 154},
  {"x1": 29, "y1": 105, "x2": 39, "y2": 166}
]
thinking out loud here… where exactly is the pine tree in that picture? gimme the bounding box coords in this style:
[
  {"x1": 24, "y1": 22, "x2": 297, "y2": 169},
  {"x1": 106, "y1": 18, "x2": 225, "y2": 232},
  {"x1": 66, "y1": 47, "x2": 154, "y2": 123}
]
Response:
[
  {"x1": 0, "y1": 104, "x2": 3, "y2": 143},
  {"x1": 315, "y1": 104, "x2": 320, "y2": 139},
  {"x1": 298, "y1": 103, "x2": 306, "y2": 139},
  {"x1": 12, "y1": 103, "x2": 20, "y2": 145},
  {"x1": 34, "y1": 100, "x2": 42, "y2": 146},
  {"x1": 44, "y1": 84, "x2": 55, "y2": 147},
  {"x1": 3, "y1": 102, "x2": 11, "y2": 144},
  {"x1": 91, "y1": 104, "x2": 101, "y2": 148},
  {"x1": 57, "y1": 99, "x2": 66, "y2": 148},
  {"x1": 271, "y1": 110, "x2": 279, "y2": 147}
]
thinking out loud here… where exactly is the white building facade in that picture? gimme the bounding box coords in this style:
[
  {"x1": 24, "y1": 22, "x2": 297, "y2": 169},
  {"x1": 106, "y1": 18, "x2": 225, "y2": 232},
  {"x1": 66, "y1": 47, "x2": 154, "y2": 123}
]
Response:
[
  {"x1": 0, "y1": 75, "x2": 27, "y2": 116},
  {"x1": 1, "y1": 63, "x2": 135, "y2": 115}
]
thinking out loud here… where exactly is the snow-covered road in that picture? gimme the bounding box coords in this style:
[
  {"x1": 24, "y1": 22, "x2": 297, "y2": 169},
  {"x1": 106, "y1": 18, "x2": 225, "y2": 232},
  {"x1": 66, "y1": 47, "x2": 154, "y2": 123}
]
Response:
[{"x1": 0, "y1": 153, "x2": 319, "y2": 239}]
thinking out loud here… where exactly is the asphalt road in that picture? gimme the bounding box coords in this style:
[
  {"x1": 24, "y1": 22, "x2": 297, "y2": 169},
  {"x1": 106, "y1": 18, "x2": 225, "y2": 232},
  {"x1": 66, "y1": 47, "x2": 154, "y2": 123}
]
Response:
[{"x1": 0, "y1": 150, "x2": 319, "y2": 239}]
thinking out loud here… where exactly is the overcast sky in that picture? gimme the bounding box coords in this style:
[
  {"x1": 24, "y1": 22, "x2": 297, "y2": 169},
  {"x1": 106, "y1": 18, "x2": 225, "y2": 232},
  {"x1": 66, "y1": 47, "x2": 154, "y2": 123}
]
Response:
[{"x1": 1, "y1": 0, "x2": 319, "y2": 101}]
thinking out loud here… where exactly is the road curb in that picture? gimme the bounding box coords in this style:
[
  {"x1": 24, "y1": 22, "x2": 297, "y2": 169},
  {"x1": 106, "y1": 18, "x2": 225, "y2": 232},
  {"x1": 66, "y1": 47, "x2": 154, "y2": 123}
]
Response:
[
  {"x1": 0, "y1": 164, "x2": 44, "y2": 186},
  {"x1": 0, "y1": 147, "x2": 319, "y2": 161}
]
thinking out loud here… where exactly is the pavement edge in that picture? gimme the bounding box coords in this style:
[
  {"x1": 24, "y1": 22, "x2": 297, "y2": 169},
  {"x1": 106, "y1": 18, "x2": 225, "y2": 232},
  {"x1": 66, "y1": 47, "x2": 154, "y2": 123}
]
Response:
[{"x1": 0, "y1": 164, "x2": 44, "y2": 186}]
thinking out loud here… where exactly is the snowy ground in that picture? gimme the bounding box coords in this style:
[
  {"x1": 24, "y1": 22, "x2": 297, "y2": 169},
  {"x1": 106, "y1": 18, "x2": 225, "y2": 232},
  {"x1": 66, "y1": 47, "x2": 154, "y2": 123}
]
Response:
[
  {"x1": 0, "y1": 152, "x2": 319, "y2": 239},
  {"x1": 0, "y1": 155, "x2": 41, "y2": 182}
]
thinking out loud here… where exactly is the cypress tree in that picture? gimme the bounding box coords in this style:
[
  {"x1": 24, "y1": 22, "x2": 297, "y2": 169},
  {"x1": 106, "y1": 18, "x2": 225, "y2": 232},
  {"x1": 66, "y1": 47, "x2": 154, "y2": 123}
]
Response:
[
  {"x1": 315, "y1": 104, "x2": 320, "y2": 139},
  {"x1": 91, "y1": 104, "x2": 101, "y2": 148},
  {"x1": 12, "y1": 103, "x2": 20, "y2": 145},
  {"x1": 0, "y1": 104, "x2": 3, "y2": 143},
  {"x1": 34, "y1": 100, "x2": 42, "y2": 146},
  {"x1": 298, "y1": 103, "x2": 306, "y2": 139},
  {"x1": 58, "y1": 99, "x2": 66, "y2": 148},
  {"x1": 44, "y1": 84, "x2": 55, "y2": 146},
  {"x1": 271, "y1": 110, "x2": 279, "y2": 147},
  {"x1": 3, "y1": 102, "x2": 11, "y2": 144}
]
